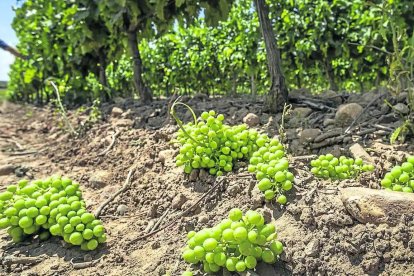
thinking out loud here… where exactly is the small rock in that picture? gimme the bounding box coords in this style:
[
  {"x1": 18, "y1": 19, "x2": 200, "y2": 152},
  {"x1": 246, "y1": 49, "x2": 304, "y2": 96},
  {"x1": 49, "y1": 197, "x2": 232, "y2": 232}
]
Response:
[
  {"x1": 172, "y1": 194, "x2": 187, "y2": 210},
  {"x1": 111, "y1": 107, "x2": 124, "y2": 117},
  {"x1": 158, "y1": 149, "x2": 175, "y2": 165},
  {"x1": 148, "y1": 204, "x2": 158, "y2": 218},
  {"x1": 323, "y1": 118, "x2": 335, "y2": 127},
  {"x1": 300, "y1": 208, "x2": 314, "y2": 225},
  {"x1": 198, "y1": 215, "x2": 209, "y2": 224},
  {"x1": 305, "y1": 240, "x2": 320, "y2": 257},
  {"x1": 121, "y1": 109, "x2": 132, "y2": 118},
  {"x1": 340, "y1": 187, "x2": 414, "y2": 225},
  {"x1": 393, "y1": 103, "x2": 409, "y2": 114},
  {"x1": 380, "y1": 103, "x2": 390, "y2": 114},
  {"x1": 396, "y1": 92, "x2": 408, "y2": 103},
  {"x1": 189, "y1": 170, "x2": 199, "y2": 182},
  {"x1": 349, "y1": 143, "x2": 374, "y2": 164},
  {"x1": 116, "y1": 204, "x2": 128, "y2": 215},
  {"x1": 89, "y1": 170, "x2": 111, "y2": 188},
  {"x1": 299, "y1": 128, "x2": 322, "y2": 144},
  {"x1": 151, "y1": 241, "x2": 161, "y2": 249},
  {"x1": 254, "y1": 262, "x2": 279, "y2": 276},
  {"x1": 50, "y1": 264, "x2": 59, "y2": 270},
  {"x1": 335, "y1": 103, "x2": 363, "y2": 126},
  {"x1": 114, "y1": 119, "x2": 134, "y2": 128},
  {"x1": 0, "y1": 165, "x2": 16, "y2": 176},
  {"x1": 251, "y1": 188, "x2": 264, "y2": 209},
  {"x1": 292, "y1": 107, "x2": 313, "y2": 118},
  {"x1": 192, "y1": 93, "x2": 208, "y2": 101},
  {"x1": 322, "y1": 90, "x2": 342, "y2": 104},
  {"x1": 113, "y1": 97, "x2": 126, "y2": 105},
  {"x1": 222, "y1": 269, "x2": 233, "y2": 276},
  {"x1": 198, "y1": 169, "x2": 209, "y2": 180},
  {"x1": 243, "y1": 113, "x2": 260, "y2": 127},
  {"x1": 83, "y1": 254, "x2": 93, "y2": 262}
]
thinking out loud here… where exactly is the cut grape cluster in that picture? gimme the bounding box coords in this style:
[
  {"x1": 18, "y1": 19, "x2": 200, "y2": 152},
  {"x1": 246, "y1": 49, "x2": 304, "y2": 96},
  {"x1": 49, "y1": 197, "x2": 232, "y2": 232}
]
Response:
[
  {"x1": 310, "y1": 154, "x2": 374, "y2": 180},
  {"x1": 182, "y1": 209, "x2": 283, "y2": 273},
  {"x1": 175, "y1": 110, "x2": 259, "y2": 176},
  {"x1": 381, "y1": 156, "x2": 414, "y2": 192},
  {"x1": 0, "y1": 176, "x2": 106, "y2": 250},
  {"x1": 248, "y1": 136, "x2": 292, "y2": 205}
]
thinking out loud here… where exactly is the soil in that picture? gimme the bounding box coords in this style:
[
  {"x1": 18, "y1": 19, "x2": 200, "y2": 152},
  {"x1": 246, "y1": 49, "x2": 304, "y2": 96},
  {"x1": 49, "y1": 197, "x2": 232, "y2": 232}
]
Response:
[{"x1": 0, "y1": 91, "x2": 413, "y2": 276}]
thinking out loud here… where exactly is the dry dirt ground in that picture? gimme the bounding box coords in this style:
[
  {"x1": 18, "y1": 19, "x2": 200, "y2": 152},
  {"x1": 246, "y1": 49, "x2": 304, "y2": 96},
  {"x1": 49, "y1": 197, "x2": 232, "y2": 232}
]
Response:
[{"x1": 0, "y1": 91, "x2": 413, "y2": 276}]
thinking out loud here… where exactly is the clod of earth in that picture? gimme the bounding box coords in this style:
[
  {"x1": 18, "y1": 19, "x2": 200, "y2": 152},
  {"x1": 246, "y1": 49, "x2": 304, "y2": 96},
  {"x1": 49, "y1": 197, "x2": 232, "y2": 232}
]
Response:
[
  {"x1": 349, "y1": 143, "x2": 374, "y2": 164},
  {"x1": 111, "y1": 107, "x2": 124, "y2": 117},
  {"x1": 89, "y1": 170, "x2": 112, "y2": 188},
  {"x1": 335, "y1": 103, "x2": 363, "y2": 126},
  {"x1": 393, "y1": 103, "x2": 409, "y2": 115},
  {"x1": 243, "y1": 113, "x2": 260, "y2": 127},
  {"x1": 0, "y1": 165, "x2": 16, "y2": 176},
  {"x1": 299, "y1": 128, "x2": 322, "y2": 144},
  {"x1": 340, "y1": 187, "x2": 414, "y2": 225}
]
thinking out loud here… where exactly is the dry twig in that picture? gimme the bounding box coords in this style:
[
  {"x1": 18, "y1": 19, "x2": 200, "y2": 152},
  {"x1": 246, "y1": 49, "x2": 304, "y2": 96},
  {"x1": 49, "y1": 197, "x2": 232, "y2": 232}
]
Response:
[
  {"x1": 98, "y1": 130, "x2": 120, "y2": 156},
  {"x1": 2, "y1": 255, "x2": 45, "y2": 266},
  {"x1": 128, "y1": 177, "x2": 225, "y2": 244},
  {"x1": 345, "y1": 92, "x2": 385, "y2": 134},
  {"x1": 94, "y1": 166, "x2": 136, "y2": 218},
  {"x1": 150, "y1": 207, "x2": 171, "y2": 232}
]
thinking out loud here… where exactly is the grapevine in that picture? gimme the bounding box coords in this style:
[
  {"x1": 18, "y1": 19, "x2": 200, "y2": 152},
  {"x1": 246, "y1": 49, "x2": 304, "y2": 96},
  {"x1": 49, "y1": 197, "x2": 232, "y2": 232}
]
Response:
[
  {"x1": 182, "y1": 209, "x2": 283, "y2": 273},
  {"x1": 0, "y1": 175, "x2": 106, "y2": 250},
  {"x1": 310, "y1": 154, "x2": 374, "y2": 180},
  {"x1": 381, "y1": 156, "x2": 414, "y2": 192}
]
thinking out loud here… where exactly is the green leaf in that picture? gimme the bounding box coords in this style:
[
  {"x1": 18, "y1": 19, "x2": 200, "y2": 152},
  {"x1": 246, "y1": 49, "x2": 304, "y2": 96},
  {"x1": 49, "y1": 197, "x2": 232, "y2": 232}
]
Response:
[
  {"x1": 176, "y1": 0, "x2": 186, "y2": 8},
  {"x1": 390, "y1": 126, "x2": 402, "y2": 144}
]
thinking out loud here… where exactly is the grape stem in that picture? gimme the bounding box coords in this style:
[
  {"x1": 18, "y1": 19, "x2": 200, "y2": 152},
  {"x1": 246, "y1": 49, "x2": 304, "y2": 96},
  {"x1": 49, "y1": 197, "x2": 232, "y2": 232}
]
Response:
[{"x1": 169, "y1": 98, "x2": 205, "y2": 147}]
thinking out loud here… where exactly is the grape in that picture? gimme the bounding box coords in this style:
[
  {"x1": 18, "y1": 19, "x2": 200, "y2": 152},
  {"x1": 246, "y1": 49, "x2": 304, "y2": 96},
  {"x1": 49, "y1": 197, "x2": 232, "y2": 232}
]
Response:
[
  {"x1": 222, "y1": 228, "x2": 234, "y2": 241},
  {"x1": 229, "y1": 208, "x2": 243, "y2": 221},
  {"x1": 277, "y1": 195, "x2": 287, "y2": 205},
  {"x1": 381, "y1": 156, "x2": 414, "y2": 193},
  {"x1": 19, "y1": 216, "x2": 33, "y2": 228},
  {"x1": 310, "y1": 155, "x2": 374, "y2": 180},
  {"x1": 26, "y1": 207, "x2": 39, "y2": 218},
  {"x1": 234, "y1": 227, "x2": 248, "y2": 241},
  {"x1": 193, "y1": 245, "x2": 205, "y2": 259},
  {"x1": 235, "y1": 260, "x2": 246, "y2": 272},
  {"x1": 175, "y1": 111, "x2": 259, "y2": 176},
  {"x1": 183, "y1": 209, "x2": 283, "y2": 273},
  {"x1": 213, "y1": 252, "x2": 226, "y2": 266},
  {"x1": 0, "y1": 176, "x2": 105, "y2": 250},
  {"x1": 0, "y1": 218, "x2": 10, "y2": 229},
  {"x1": 262, "y1": 249, "x2": 276, "y2": 263},
  {"x1": 82, "y1": 228, "x2": 94, "y2": 240},
  {"x1": 69, "y1": 232, "x2": 84, "y2": 245},
  {"x1": 87, "y1": 239, "x2": 98, "y2": 250},
  {"x1": 245, "y1": 256, "x2": 257, "y2": 269},
  {"x1": 35, "y1": 215, "x2": 47, "y2": 225},
  {"x1": 203, "y1": 238, "x2": 218, "y2": 251},
  {"x1": 183, "y1": 249, "x2": 197, "y2": 263}
]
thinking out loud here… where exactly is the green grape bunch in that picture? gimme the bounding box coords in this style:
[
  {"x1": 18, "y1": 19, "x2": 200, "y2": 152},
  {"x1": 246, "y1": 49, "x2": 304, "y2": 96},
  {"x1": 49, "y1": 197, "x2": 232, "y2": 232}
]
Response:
[
  {"x1": 310, "y1": 154, "x2": 374, "y2": 180},
  {"x1": 175, "y1": 110, "x2": 260, "y2": 176},
  {"x1": 381, "y1": 156, "x2": 414, "y2": 193},
  {"x1": 182, "y1": 208, "x2": 283, "y2": 273},
  {"x1": 248, "y1": 136, "x2": 292, "y2": 205},
  {"x1": 0, "y1": 175, "x2": 106, "y2": 250}
]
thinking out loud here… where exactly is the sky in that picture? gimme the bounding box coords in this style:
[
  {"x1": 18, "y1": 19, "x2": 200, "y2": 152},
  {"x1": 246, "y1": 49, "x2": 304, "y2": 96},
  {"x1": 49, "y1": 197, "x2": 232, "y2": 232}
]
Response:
[{"x1": 0, "y1": 1, "x2": 18, "y2": 81}]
